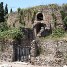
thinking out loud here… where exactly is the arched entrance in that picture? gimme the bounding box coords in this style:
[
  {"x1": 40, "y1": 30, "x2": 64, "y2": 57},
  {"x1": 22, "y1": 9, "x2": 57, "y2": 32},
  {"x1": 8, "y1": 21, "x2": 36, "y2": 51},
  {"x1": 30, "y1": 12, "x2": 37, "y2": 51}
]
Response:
[
  {"x1": 34, "y1": 23, "x2": 46, "y2": 37},
  {"x1": 36, "y1": 23, "x2": 45, "y2": 34},
  {"x1": 37, "y1": 13, "x2": 43, "y2": 21}
]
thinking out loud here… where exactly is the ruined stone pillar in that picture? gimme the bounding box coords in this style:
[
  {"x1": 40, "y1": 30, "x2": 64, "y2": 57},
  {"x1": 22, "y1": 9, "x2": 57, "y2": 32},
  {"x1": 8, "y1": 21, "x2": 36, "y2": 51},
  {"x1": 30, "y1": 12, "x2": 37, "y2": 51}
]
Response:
[
  {"x1": 34, "y1": 28, "x2": 37, "y2": 37},
  {"x1": 30, "y1": 40, "x2": 37, "y2": 64}
]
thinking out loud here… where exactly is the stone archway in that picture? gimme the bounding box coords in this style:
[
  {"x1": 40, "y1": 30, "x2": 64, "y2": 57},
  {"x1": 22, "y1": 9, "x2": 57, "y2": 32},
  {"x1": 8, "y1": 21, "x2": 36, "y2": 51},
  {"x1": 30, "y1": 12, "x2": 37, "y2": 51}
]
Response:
[
  {"x1": 34, "y1": 23, "x2": 46, "y2": 37},
  {"x1": 37, "y1": 13, "x2": 43, "y2": 21}
]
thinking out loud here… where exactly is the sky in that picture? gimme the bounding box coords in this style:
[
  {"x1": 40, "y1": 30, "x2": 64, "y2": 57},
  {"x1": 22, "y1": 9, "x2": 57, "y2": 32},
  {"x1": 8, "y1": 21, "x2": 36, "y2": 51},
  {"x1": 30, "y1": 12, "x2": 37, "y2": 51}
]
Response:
[{"x1": 0, "y1": 0, "x2": 67, "y2": 12}]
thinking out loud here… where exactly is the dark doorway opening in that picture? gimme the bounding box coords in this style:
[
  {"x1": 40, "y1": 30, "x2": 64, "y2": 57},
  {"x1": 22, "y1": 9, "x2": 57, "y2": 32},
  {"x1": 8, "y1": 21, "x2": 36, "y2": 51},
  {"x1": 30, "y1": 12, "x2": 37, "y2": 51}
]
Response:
[
  {"x1": 37, "y1": 13, "x2": 43, "y2": 21},
  {"x1": 13, "y1": 45, "x2": 31, "y2": 62},
  {"x1": 36, "y1": 23, "x2": 45, "y2": 34}
]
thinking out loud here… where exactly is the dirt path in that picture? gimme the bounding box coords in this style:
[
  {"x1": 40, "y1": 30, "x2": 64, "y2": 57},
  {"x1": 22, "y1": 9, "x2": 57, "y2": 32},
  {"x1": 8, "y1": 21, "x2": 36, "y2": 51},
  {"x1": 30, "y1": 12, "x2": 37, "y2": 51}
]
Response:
[
  {"x1": 0, "y1": 62, "x2": 64, "y2": 67},
  {"x1": 0, "y1": 62, "x2": 50, "y2": 67}
]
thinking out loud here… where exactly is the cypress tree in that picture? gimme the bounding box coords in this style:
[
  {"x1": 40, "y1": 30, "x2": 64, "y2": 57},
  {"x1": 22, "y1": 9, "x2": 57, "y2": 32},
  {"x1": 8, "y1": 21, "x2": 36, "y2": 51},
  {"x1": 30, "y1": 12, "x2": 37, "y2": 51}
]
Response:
[
  {"x1": 0, "y1": 2, "x2": 4, "y2": 22},
  {"x1": 10, "y1": 8, "x2": 12, "y2": 13},
  {"x1": 4, "y1": 4, "x2": 8, "y2": 16}
]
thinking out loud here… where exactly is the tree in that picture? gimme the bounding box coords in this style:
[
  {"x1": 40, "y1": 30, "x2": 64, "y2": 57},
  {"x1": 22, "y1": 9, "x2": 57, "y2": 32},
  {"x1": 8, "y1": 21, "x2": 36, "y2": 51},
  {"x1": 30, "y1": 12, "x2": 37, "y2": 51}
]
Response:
[
  {"x1": 0, "y1": 22, "x2": 8, "y2": 32},
  {"x1": 17, "y1": 8, "x2": 21, "y2": 13},
  {"x1": 10, "y1": 8, "x2": 12, "y2": 13},
  {"x1": 48, "y1": 4, "x2": 59, "y2": 10},
  {"x1": 62, "y1": 4, "x2": 67, "y2": 12},
  {"x1": 4, "y1": 4, "x2": 8, "y2": 15},
  {"x1": 0, "y1": 2, "x2": 4, "y2": 22},
  {"x1": 63, "y1": 16, "x2": 67, "y2": 30},
  {"x1": 52, "y1": 13, "x2": 57, "y2": 28},
  {"x1": 60, "y1": 10, "x2": 65, "y2": 20}
]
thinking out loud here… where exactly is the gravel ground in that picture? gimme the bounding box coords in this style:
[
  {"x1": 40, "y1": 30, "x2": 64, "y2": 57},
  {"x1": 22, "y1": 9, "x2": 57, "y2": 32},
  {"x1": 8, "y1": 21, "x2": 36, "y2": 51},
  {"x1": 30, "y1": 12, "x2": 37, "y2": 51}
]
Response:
[
  {"x1": 0, "y1": 62, "x2": 66, "y2": 67},
  {"x1": 0, "y1": 62, "x2": 51, "y2": 67}
]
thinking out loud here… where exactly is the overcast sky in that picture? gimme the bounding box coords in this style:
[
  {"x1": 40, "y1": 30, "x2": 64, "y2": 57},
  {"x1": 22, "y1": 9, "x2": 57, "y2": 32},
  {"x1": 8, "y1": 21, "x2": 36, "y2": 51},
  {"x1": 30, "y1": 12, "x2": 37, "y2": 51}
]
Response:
[{"x1": 0, "y1": 0, "x2": 67, "y2": 12}]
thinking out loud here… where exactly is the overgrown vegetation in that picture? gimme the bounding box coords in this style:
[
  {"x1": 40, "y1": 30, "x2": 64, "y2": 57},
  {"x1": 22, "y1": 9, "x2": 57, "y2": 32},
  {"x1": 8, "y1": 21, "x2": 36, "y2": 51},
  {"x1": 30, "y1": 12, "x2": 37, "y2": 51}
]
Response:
[
  {"x1": 60, "y1": 10, "x2": 67, "y2": 30},
  {"x1": 63, "y1": 16, "x2": 67, "y2": 30},
  {"x1": 52, "y1": 28, "x2": 64, "y2": 37},
  {"x1": 60, "y1": 4, "x2": 67, "y2": 30},
  {"x1": 0, "y1": 3, "x2": 67, "y2": 40},
  {"x1": 4, "y1": 4, "x2": 8, "y2": 16},
  {"x1": 0, "y1": 2, "x2": 8, "y2": 22},
  {"x1": 0, "y1": 28, "x2": 24, "y2": 40},
  {"x1": 10, "y1": 8, "x2": 13, "y2": 13},
  {"x1": 60, "y1": 10, "x2": 66, "y2": 20},
  {"x1": 0, "y1": 21, "x2": 24, "y2": 40},
  {"x1": 0, "y1": 22, "x2": 8, "y2": 32},
  {"x1": 51, "y1": 11, "x2": 66, "y2": 38},
  {"x1": 52, "y1": 13, "x2": 57, "y2": 28},
  {"x1": 19, "y1": 10, "x2": 25, "y2": 26},
  {"x1": 17, "y1": 7, "x2": 38, "y2": 25},
  {"x1": 0, "y1": 2, "x2": 26, "y2": 42},
  {"x1": 0, "y1": 2, "x2": 5, "y2": 22},
  {"x1": 62, "y1": 4, "x2": 67, "y2": 12}
]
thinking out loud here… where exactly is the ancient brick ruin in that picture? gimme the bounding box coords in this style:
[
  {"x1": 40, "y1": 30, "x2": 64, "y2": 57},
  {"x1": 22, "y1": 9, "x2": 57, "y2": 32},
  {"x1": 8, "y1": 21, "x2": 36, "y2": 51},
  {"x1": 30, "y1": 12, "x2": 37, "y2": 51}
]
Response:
[
  {"x1": 0, "y1": 7, "x2": 65, "y2": 66},
  {"x1": 33, "y1": 11, "x2": 52, "y2": 37}
]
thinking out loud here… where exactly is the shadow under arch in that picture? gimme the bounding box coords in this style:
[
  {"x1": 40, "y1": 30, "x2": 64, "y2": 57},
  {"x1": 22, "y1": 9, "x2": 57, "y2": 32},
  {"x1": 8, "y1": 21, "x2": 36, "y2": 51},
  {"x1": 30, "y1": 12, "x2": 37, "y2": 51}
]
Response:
[
  {"x1": 37, "y1": 13, "x2": 43, "y2": 21},
  {"x1": 33, "y1": 23, "x2": 52, "y2": 37}
]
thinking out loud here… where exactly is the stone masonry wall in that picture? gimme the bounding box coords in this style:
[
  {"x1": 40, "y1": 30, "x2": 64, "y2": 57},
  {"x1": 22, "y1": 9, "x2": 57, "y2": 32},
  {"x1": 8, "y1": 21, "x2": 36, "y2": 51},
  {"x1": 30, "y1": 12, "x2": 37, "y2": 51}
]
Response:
[
  {"x1": 0, "y1": 28, "x2": 34, "y2": 62},
  {"x1": 6, "y1": 7, "x2": 63, "y2": 29},
  {"x1": 0, "y1": 39, "x2": 14, "y2": 62},
  {"x1": 32, "y1": 39, "x2": 67, "y2": 67}
]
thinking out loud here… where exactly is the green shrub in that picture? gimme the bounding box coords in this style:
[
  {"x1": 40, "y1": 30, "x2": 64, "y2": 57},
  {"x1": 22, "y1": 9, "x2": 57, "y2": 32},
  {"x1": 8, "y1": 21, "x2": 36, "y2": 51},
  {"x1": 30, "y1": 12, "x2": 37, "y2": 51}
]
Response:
[
  {"x1": 60, "y1": 10, "x2": 65, "y2": 20},
  {"x1": 62, "y1": 4, "x2": 67, "y2": 11},
  {"x1": 0, "y1": 22, "x2": 8, "y2": 32},
  {"x1": 0, "y1": 28, "x2": 24, "y2": 39},
  {"x1": 17, "y1": 8, "x2": 21, "y2": 13},
  {"x1": 52, "y1": 13, "x2": 57, "y2": 28},
  {"x1": 64, "y1": 16, "x2": 67, "y2": 26},
  {"x1": 52, "y1": 28, "x2": 64, "y2": 37}
]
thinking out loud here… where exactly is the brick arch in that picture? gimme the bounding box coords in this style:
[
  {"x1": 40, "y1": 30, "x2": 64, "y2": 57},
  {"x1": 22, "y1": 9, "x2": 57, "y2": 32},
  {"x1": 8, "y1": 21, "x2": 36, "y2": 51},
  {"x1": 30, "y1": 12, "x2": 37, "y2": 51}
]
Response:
[{"x1": 36, "y1": 12, "x2": 43, "y2": 21}]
